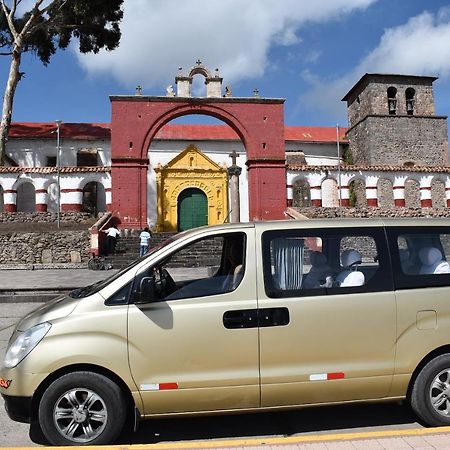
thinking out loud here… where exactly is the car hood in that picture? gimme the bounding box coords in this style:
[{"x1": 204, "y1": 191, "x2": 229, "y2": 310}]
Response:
[{"x1": 17, "y1": 294, "x2": 79, "y2": 331}]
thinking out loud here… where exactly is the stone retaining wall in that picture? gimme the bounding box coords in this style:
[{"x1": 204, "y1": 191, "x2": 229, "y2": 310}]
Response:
[
  {"x1": 0, "y1": 212, "x2": 92, "y2": 224},
  {"x1": 0, "y1": 230, "x2": 91, "y2": 265},
  {"x1": 296, "y1": 207, "x2": 450, "y2": 219}
]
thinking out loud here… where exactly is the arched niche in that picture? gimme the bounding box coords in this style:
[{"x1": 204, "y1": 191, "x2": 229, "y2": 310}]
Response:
[
  {"x1": 293, "y1": 179, "x2": 311, "y2": 207},
  {"x1": 16, "y1": 182, "x2": 36, "y2": 212}
]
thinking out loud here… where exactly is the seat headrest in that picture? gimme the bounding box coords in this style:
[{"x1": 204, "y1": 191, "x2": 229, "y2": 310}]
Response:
[
  {"x1": 310, "y1": 251, "x2": 327, "y2": 267},
  {"x1": 419, "y1": 247, "x2": 442, "y2": 266},
  {"x1": 399, "y1": 249, "x2": 410, "y2": 262},
  {"x1": 341, "y1": 249, "x2": 362, "y2": 268}
]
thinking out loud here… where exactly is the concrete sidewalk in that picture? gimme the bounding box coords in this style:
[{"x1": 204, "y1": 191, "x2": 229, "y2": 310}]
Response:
[
  {"x1": 5, "y1": 427, "x2": 450, "y2": 449},
  {"x1": 0, "y1": 268, "x2": 119, "y2": 291},
  {"x1": 0, "y1": 267, "x2": 119, "y2": 302}
]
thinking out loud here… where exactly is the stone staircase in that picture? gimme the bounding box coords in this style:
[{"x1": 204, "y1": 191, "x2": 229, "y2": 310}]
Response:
[
  {"x1": 109, "y1": 231, "x2": 223, "y2": 269},
  {"x1": 111, "y1": 232, "x2": 176, "y2": 269}
]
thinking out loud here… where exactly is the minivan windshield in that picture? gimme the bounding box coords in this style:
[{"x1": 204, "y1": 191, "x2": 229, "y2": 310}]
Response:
[{"x1": 69, "y1": 233, "x2": 183, "y2": 299}]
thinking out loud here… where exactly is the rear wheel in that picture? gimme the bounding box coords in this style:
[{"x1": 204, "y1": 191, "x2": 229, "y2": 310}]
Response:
[
  {"x1": 411, "y1": 354, "x2": 450, "y2": 426},
  {"x1": 88, "y1": 258, "x2": 101, "y2": 270},
  {"x1": 38, "y1": 371, "x2": 126, "y2": 446}
]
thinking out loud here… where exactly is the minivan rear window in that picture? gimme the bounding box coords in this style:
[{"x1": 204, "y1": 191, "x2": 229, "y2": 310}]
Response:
[{"x1": 388, "y1": 227, "x2": 450, "y2": 289}]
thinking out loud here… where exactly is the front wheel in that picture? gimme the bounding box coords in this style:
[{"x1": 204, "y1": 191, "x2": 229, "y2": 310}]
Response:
[
  {"x1": 411, "y1": 354, "x2": 450, "y2": 426},
  {"x1": 38, "y1": 371, "x2": 126, "y2": 446}
]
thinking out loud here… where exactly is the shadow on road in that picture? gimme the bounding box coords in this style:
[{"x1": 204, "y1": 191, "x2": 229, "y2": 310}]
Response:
[{"x1": 115, "y1": 402, "x2": 419, "y2": 445}]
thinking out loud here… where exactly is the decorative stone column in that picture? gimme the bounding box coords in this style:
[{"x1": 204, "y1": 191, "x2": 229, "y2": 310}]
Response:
[
  {"x1": 3, "y1": 189, "x2": 16, "y2": 212},
  {"x1": 228, "y1": 165, "x2": 242, "y2": 223},
  {"x1": 105, "y1": 188, "x2": 113, "y2": 211},
  {"x1": 393, "y1": 176, "x2": 407, "y2": 207},
  {"x1": 306, "y1": 173, "x2": 323, "y2": 207},
  {"x1": 365, "y1": 175, "x2": 379, "y2": 207},
  {"x1": 310, "y1": 184, "x2": 322, "y2": 207},
  {"x1": 419, "y1": 175, "x2": 433, "y2": 208},
  {"x1": 286, "y1": 183, "x2": 293, "y2": 207},
  {"x1": 446, "y1": 177, "x2": 450, "y2": 208},
  {"x1": 35, "y1": 189, "x2": 48, "y2": 212},
  {"x1": 61, "y1": 188, "x2": 83, "y2": 211}
]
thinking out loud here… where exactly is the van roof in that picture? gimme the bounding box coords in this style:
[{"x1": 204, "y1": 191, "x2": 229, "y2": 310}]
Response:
[{"x1": 192, "y1": 217, "x2": 450, "y2": 234}]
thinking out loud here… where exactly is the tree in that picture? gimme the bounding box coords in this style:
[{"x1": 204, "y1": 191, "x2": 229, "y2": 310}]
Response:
[{"x1": 0, "y1": 0, "x2": 123, "y2": 165}]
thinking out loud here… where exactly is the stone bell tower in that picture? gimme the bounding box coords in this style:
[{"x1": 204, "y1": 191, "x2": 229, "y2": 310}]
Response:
[{"x1": 342, "y1": 74, "x2": 449, "y2": 166}]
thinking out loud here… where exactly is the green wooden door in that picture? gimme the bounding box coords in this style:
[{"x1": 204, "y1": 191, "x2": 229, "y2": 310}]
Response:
[{"x1": 178, "y1": 188, "x2": 208, "y2": 231}]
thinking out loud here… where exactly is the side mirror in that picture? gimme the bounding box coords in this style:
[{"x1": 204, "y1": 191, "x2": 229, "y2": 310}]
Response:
[{"x1": 134, "y1": 276, "x2": 155, "y2": 304}]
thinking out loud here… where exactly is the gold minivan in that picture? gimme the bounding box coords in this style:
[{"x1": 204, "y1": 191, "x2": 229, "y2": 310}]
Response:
[{"x1": 3, "y1": 218, "x2": 450, "y2": 445}]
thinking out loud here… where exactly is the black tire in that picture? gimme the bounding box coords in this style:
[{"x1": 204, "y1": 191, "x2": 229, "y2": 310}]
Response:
[
  {"x1": 88, "y1": 258, "x2": 101, "y2": 271},
  {"x1": 411, "y1": 354, "x2": 450, "y2": 426},
  {"x1": 38, "y1": 371, "x2": 126, "y2": 446}
]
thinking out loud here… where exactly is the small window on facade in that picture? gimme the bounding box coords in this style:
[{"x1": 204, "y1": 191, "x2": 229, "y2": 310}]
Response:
[
  {"x1": 46, "y1": 156, "x2": 57, "y2": 167},
  {"x1": 77, "y1": 150, "x2": 98, "y2": 166},
  {"x1": 387, "y1": 87, "x2": 397, "y2": 115},
  {"x1": 405, "y1": 88, "x2": 415, "y2": 115},
  {"x1": 262, "y1": 228, "x2": 391, "y2": 298}
]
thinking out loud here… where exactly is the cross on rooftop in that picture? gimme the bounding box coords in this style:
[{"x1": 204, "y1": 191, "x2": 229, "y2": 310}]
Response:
[{"x1": 196, "y1": 59, "x2": 202, "y2": 65}]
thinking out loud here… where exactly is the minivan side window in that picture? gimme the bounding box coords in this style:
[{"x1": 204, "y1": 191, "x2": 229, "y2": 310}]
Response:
[
  {"x1": 132, "y1": 232, "x2": 246, "y2": 302},
  {"x1": 262, "y1": 227, "x2": 392, "y2": 298},
  {"x1": 388, "y1": 227, "x2": 450, "y2": 289}
]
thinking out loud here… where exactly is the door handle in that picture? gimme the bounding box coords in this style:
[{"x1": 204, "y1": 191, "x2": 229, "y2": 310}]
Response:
[
  {"x1": 223, "y1": 309, "x2": 258, "y2": 329},
  {"x1": 223, "y1": 308, "x2": 289, "y2": 329},
  {"x1": 258, "y1": 307, "x2": 290, "y2": 327}
]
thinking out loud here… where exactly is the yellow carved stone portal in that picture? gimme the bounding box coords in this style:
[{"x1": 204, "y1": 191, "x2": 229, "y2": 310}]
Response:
[{"x1": 155, "y1": 145, "x2": 228, "y2": 231}]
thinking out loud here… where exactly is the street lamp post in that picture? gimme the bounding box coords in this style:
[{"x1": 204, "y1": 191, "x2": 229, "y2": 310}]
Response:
[
  {"x1": 55, "y1": 120, "x2": 62, "y2": 229},
  {"x1": 336, "y1": 123, "x2": 342, "y2": 207}
]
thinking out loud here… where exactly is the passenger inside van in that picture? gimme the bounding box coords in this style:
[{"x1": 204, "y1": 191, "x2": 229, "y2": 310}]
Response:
[
  {"x1": 303, "y1": 251, "x2": 334, "y2": 288},
  {"x1": 399, "y1": 249, "x2": 415, "y2": 274},
  {"x1": 418, "y1": 247, "x2": 450, "y2": 274},
  {"x1": 335, "y1": 249, "x2": 365, "y2": 287}
]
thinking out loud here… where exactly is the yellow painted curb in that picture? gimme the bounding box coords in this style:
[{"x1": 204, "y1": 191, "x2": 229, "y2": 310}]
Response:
[{"x1": 4, "y1": 426, "x2": 450, "y2": 449}]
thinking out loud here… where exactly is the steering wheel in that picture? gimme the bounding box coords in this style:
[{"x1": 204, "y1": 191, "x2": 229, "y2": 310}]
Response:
[{"x1": 155, "y1": 267, "x2": 176, "y2": 297}]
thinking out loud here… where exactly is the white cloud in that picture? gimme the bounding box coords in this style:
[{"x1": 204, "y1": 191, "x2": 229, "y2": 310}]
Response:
[
  {"x1": 75, "y1": 0, "x2": 377, "y2": 91},
  {"x1": 301, "y1": 9, "x2": 450, "y2": 121}
]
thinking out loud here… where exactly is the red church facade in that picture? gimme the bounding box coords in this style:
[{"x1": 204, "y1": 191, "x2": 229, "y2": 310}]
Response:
[{"x1": 110, "y1": 95, "x2": 287, "y2": 229}]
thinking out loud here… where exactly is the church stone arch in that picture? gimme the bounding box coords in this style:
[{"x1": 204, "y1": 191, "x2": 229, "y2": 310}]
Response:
[
  {"x1": 110, "y1": 63, "x2": 286, "y2": 229},
  {"x1": 154, "y1": 145, "x2": 228, "y2": 231}
]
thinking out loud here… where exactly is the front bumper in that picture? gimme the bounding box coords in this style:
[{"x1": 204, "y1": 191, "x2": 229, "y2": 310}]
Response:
[{"x1": 2, "y1": 394, "x2": 32, "y2": 423}]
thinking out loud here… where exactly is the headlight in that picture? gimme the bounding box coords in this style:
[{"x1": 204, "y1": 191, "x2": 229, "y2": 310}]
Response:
[{"x1": 4, "y1": 322, "x2": 51, "y2": 368}]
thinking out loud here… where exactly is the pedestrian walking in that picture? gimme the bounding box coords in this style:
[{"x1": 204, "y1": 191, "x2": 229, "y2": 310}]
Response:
[
  {"x1": 139, "y1": 227, "x2": 152, "y2": 257},
  {"x1": 104, "y1": 225, "x2": 120, "y2": 255}
]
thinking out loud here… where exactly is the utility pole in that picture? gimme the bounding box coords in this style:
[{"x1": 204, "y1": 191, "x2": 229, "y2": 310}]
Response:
[
  {"x1": 55, "y1": 120, "x2": 62, "y2": 229},
  {"x1": 336, "y1": 123, "x2": 342, "y2": 207}
]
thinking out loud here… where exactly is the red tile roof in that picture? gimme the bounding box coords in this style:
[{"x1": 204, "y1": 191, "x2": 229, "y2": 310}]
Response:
[
  {"x1": 154, "y1": 124, "x2": 240, "y2": 140},
  {"x1": 288, "y1": 164, "x2": 450, "y2": 173},
  {"x1": 9, "y1": 123, "x2": 111, "y2": 140},
  {"x1": 8, "y1": 122, "x2": 348, "y2": 143},
  {"x1": 0, "y1": 166, "x2": 110, "y2": 173},
  {"x1": 285, "y1": 126, "x2": 347, "y2": 143}
]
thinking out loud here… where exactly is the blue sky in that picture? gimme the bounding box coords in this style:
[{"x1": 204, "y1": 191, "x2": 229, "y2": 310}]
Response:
[{"x1": 2, "y1": 0, "x2": 450, "y2": 129}]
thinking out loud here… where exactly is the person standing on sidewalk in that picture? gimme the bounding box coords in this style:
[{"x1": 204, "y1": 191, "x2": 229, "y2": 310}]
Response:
[
  {"x1": 104, "y1": 225, "x2": 120, "y2": 255},
  {"x1": 139, "y1": 227, "x2": 152, "y2": 257}
]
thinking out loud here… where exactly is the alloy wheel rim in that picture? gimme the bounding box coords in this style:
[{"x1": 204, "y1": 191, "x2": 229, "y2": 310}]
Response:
[
  {"x1": 53, "y1": 388, "x2": 108, "y2": 442},
  {"x1": 430, "y1": 369, "x2": 450, "y2": 417}
]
